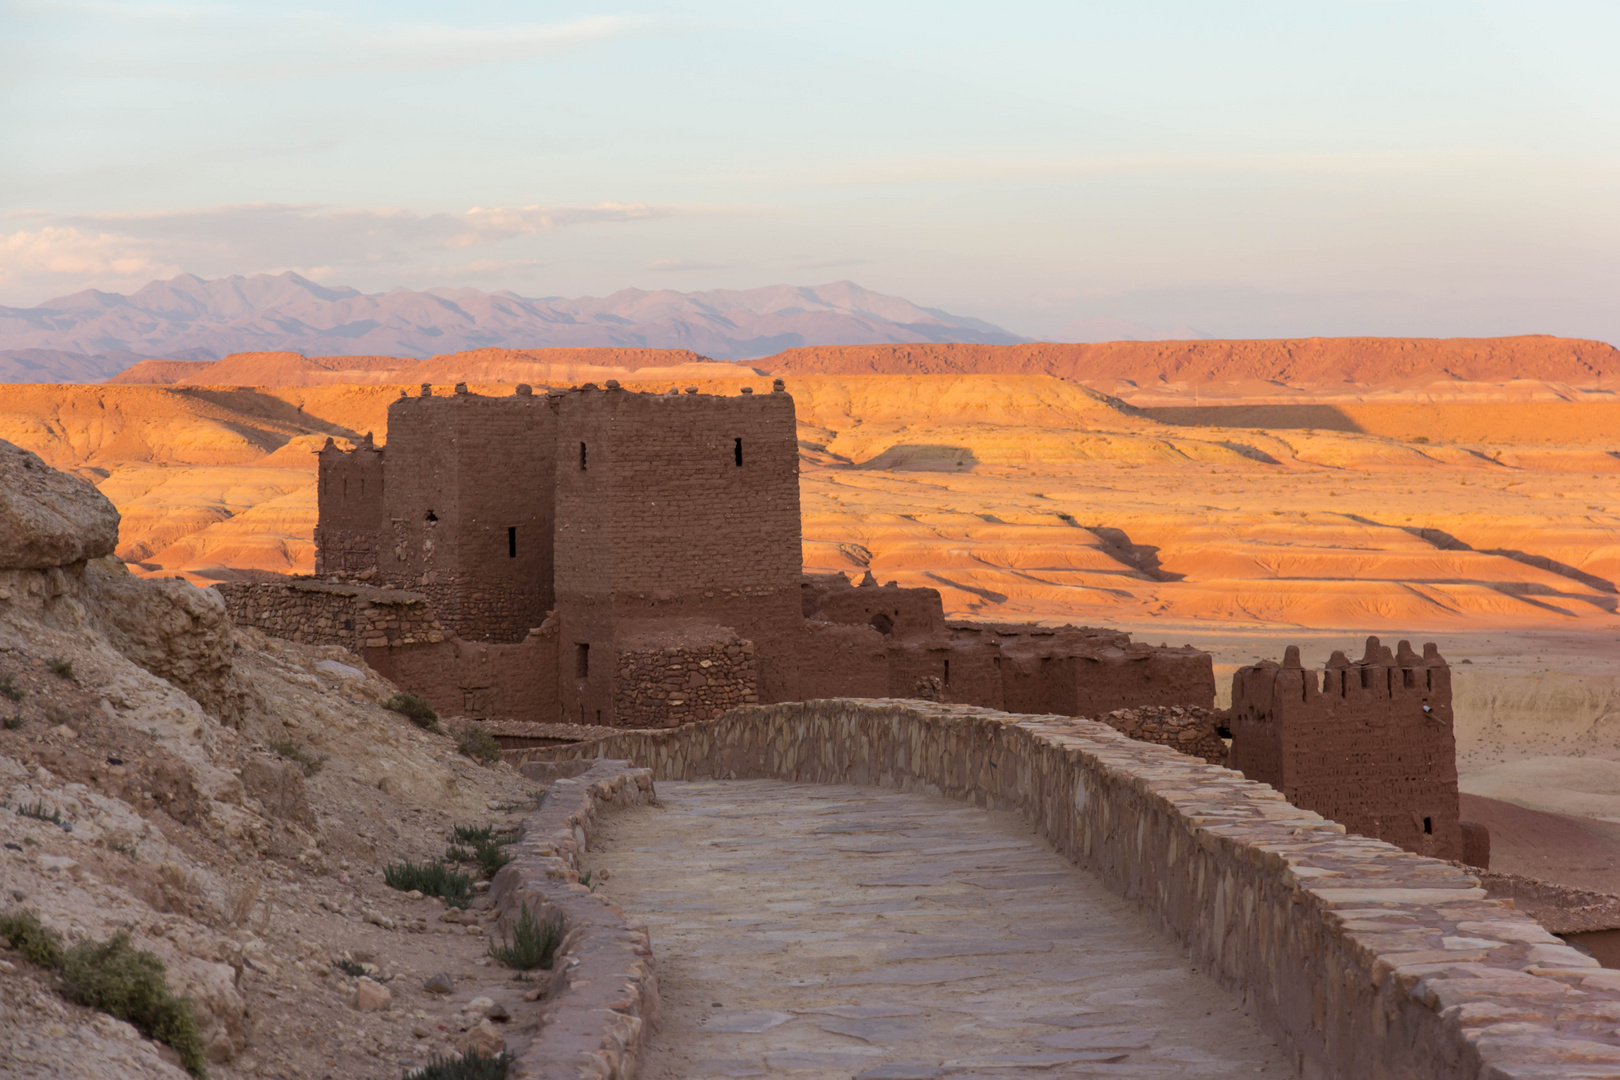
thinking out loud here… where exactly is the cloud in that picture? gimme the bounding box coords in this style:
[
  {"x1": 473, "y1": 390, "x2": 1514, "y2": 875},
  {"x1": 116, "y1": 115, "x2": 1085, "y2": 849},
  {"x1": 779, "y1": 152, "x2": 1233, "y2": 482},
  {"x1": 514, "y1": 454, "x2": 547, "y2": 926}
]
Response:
[
  {"x1": 0, "y1": 226, "x2": 181, "y2": 294},
  {"x1": 0, "y1": 202, "x2": 669, "y2": 304}
]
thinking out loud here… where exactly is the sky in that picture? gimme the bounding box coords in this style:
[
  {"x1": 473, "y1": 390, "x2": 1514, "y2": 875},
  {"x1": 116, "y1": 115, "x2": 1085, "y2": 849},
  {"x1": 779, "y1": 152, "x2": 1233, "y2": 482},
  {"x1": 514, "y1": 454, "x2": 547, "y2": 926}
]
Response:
[{"x1": 3, "y1": 0, "x2": 1619, "y2": 341}]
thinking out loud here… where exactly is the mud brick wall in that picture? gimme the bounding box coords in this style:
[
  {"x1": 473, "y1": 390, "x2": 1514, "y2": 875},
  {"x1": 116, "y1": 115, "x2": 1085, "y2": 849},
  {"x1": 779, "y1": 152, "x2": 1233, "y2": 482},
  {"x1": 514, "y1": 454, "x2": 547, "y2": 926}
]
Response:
[
  {"x1": 552, "y1": 385, "x2": 804, "y2": 723},
  {"x1": 511, "y1": 699, "x2": 1620, "y2": 1080},
  {"x1": 807, "y1": 577, "x2": 946, "y2": 639},
  {"x1": 612, "y1": 637, "x2": 758, "y2": 728},
  {"x1": 380, "y1": 388, "x2": 556, "y2": 643},
  {"x1": 1100, "y1": 704, "x2": 1227, "y2": 765},
  {"x1": 374, "y1": 630, "x2": 559, "y2": 722},
  {"x1": 216, "y1": 580, "x2": 447, "y2": 651},
  {"x1": 1229, "y1": 636, "x2": 1462, "y2": 861},
  {"x1": 885, "y1": 639, "x2": 1004, "y2": 707},
  {"x1": 1001, "y1": 636, "x2": 1216, "y2": 716},
  {"x1": 314, "y1": 436, "x2": 385, "y2": 576}
]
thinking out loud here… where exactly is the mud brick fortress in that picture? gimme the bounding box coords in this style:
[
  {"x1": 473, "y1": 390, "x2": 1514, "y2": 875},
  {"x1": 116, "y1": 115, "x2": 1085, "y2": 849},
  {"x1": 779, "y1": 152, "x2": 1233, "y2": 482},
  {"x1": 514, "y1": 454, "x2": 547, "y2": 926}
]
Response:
[{"x1": 219, "y1": 379, "x2": 1474, "y2": 862}]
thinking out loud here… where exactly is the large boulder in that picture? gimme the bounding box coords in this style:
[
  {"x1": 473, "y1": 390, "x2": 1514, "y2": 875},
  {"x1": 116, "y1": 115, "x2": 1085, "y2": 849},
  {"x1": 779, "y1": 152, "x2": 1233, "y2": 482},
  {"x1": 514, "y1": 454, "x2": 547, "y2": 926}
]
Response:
[{"x1": 0, "y1": 439, "x2": 119, "y2": 568}]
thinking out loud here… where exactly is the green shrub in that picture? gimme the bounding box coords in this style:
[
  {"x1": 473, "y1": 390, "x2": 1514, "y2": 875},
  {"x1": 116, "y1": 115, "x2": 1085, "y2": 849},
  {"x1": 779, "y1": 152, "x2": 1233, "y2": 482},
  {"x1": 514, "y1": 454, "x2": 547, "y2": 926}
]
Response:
[
  {"x1": 3, "y1": 714, "x2": 23, "y2": 730},
  {"x1": 456, "y1": 727, "x2": 502, "y2": 764},
  {"x1": 46, "y1": 657, "x2": 75, "y2": 681},
  {"x1": 404, "y1": 1049, "x2": 514, "y2": 1080},
  {"x1": 487, "y1": 902, "x2": 563, "y2": 971},
  {"x1": 17, "y1": 801, "x2": 65, "y2": 826},
  {"x1": 59, "y1": 932, "x2": 206, "y2": 1077},
  {"x1": 0, "y1": 909, "x2": 64, "y2": 968},
  {"x1": 384, "y1": 693, "x2": 441, "y2": 732},
  {"x1": 334, "y1": 957, "x2": 367, "y2": 977},
  {"x1": 0, "y1": 674, "x2": 23, "y2": 702},
  {"x1": 382, "y1": 859, "x2": 471, "y2": 908},
  {"x1": 267, "y1": 738, "x2": 328, "y2": 776},
  {"x1": 446, "y1": 825, "x2": 515, "y2": 879}
]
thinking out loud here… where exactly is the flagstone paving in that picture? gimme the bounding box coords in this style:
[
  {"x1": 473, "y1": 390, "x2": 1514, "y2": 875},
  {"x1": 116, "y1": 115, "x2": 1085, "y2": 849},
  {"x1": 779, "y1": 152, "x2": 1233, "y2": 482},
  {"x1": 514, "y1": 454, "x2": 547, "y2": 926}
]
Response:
[{"x1": 581, "y1": 780, "x2": 1295, "y2": 1079}]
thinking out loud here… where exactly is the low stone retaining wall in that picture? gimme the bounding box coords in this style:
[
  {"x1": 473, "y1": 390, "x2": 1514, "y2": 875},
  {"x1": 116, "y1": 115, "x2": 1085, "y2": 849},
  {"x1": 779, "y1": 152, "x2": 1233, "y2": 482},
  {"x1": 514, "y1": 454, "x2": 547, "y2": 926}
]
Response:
[
  {"x1": 489, "y1": 759, "x2": 660, "y2": 1080},
  {"x1": 216, "y1": 579, "x2": 447, "y2": 651},
  {"x1": 510, "y1": 699, "x2": 1620, "y2": 1080}
]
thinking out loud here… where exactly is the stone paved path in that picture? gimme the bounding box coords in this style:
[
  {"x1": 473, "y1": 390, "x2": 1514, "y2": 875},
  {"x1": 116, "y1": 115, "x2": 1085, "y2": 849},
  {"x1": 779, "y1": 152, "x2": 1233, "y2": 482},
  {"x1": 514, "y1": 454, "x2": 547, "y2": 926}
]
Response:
[{"x1": 583, "y1": 780, "x2": 1294, "y2": 1079}]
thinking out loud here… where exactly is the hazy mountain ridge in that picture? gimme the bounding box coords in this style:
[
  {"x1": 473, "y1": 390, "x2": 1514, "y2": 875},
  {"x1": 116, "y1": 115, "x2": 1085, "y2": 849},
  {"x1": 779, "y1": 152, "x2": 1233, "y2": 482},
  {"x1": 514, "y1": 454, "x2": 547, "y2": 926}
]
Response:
[{"x1": 0, "y1": 273, "x2": 1025, "y2": 380}]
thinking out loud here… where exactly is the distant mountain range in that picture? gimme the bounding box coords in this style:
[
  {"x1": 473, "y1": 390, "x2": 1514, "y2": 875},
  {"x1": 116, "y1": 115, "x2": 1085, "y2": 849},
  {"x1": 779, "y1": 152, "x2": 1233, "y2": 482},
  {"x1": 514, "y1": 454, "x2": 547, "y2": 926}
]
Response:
[{"x1": 0, "y1": 272, "x2": 1024, "y2": 381}]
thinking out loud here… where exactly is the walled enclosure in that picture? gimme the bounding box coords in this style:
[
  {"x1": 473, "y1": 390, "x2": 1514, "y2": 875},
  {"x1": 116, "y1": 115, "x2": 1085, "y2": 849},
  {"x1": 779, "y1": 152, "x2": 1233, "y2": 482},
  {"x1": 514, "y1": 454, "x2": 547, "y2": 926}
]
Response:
[
  {"x1": 512, "y1": 699, "x2": 1620, "y2": 1080},
  {"x1": 1229, "y1": 636, "x2": 1463, "y2": 861},
  {"x1": 275, "y1": 382, "x2": 1218, "y2": 730}
]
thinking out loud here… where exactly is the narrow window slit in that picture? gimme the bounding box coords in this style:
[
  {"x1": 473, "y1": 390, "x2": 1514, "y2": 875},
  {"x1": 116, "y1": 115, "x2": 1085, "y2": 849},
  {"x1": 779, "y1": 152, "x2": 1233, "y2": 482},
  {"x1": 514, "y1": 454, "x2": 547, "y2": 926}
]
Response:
[
  {"x1": 734, "y1": 438, "x2": 743, "y2": 467},
  {"x1": 580, "y1": 442, "x2": 588, "y2": 470},
  {"x1": 508, "y1": 526, "x2": 517, "y2": 558}
]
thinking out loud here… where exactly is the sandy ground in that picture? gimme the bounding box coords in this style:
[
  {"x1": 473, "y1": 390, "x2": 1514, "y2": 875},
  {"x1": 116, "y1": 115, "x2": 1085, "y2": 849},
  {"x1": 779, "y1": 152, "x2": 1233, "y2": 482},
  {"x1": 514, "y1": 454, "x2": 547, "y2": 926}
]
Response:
[{"x1": 585, "y1": 780, "x2": 1291, "y2": 1079}]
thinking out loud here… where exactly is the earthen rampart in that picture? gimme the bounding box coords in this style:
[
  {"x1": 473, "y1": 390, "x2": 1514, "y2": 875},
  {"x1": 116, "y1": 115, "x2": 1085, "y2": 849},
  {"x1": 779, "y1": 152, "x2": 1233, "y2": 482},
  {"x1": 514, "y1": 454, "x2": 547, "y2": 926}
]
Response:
[
  {"x1": 508, "y1": 698, "x2": 1620, "y2": 1080},
  {"x1": 1229, "y1": 636, "x2": 1462, "y2": 860},
  {"x1": 299, "y1": 382, "x2": 1219, "y2": 730}
]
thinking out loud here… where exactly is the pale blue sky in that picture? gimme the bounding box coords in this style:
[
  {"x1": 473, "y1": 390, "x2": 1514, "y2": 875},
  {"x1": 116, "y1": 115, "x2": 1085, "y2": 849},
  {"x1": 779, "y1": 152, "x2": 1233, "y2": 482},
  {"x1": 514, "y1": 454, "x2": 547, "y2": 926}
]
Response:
[{"x1": 3, "y1": 1, "x2": 1618, "y2": 340}]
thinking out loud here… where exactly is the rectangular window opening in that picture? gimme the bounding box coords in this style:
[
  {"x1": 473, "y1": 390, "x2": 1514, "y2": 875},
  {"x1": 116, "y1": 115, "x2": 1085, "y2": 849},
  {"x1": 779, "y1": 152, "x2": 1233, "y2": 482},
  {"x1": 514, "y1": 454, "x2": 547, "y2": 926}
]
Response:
[
  {"x1": 734, "y1": 437, "x2": 743, "y2": 467},
  {"x1": 508, "y1": 526, "x2": 517, "y2": 558},
  {"x1": 579, "y1": 442, "x2": 588, "y2": 470},
  {"x1": 575, "y1": 643, "x2": 590, "y2": 679},
  {"x1": 943, "y1": 658, "x2": 950, "y2": 686},
  {"x1": 1423, "y1": 816, "x2": 1433, "y2": 835}
]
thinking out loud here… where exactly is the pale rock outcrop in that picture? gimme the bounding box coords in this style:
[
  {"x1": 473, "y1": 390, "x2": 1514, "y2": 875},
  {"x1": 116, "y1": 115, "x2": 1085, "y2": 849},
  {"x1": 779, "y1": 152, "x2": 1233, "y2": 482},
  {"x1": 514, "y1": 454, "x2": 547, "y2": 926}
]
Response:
[
  {"x1": 0, "y1": 438, "x2": 119, "y2": 569},
  {"x1": 84, "y1": 558, "x2": 246, "y2": 722}
]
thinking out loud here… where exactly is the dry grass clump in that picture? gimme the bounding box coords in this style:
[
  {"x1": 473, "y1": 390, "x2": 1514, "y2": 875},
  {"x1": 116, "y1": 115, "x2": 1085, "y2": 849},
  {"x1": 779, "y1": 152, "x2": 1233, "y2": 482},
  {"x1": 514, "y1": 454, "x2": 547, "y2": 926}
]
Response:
[
  {"x1": 1, "y1": 909, "x2": 65, "y2": 968},
  {"x1": 46, "y1": 657, "x2": 75, "y2": 681},
  {"x1": 384, "y1": 692, "x2": 441, "y2": 733},
  {"x1": 383, "y1": 859, "x2": 472, "y2": 909},
  {"x1": 267, "y1": 737, "x2": 328, "y2": 776},
  {"x1": 405, "y1": 1049, "x2": 514, "y2": 1080},
  {"x1": 456, "y1": 726, "x2": 502, "y2": 764},
  {"x1": 0, "y1": 910, "x2": 206, "y2": 1076},
  {"x1": 0, "y1": 673, "x2": 23, "y2": 702},
  {"x1": 446, "y1": 824, "x2": 515, "y2": 879},
  {"x1": 487, "y1": 901, "x2": 563, "y2": 971}
]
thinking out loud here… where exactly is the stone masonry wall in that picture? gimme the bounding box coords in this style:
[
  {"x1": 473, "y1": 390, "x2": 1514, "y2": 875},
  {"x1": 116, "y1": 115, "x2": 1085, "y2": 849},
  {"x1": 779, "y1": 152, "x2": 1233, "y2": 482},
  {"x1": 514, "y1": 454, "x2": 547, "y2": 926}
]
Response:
[
  {"x1": 216, "y1": 580, "x2": 447, "y2": 651},
  {"x1": 1099, "y1": 704, "x2": 1227, "y2": 764},
  {"x1": 509, "y1": 699, "x2": 1620, "y2": 1080},
  {"x1": 612, "y1": 636, "x2": 758, "y2": 728}
]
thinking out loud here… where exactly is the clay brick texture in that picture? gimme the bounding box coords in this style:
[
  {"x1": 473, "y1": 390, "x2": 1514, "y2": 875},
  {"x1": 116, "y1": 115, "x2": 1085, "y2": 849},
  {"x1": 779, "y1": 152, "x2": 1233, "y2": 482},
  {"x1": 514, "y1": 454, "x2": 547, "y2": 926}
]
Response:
[
  {"x1": 1228, "y1": 636, "x2": 1462, "y2": 860},
  {"x1": 302, "y1": 383, "x2": 1217, "y2": 735}
]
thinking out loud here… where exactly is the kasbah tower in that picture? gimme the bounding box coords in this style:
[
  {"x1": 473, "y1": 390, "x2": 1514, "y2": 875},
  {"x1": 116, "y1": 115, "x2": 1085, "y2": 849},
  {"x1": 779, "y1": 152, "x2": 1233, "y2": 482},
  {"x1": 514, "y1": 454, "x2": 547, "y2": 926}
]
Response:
[{"x1": 230, "y1": 375, "x2": 1470, "y2": 863}]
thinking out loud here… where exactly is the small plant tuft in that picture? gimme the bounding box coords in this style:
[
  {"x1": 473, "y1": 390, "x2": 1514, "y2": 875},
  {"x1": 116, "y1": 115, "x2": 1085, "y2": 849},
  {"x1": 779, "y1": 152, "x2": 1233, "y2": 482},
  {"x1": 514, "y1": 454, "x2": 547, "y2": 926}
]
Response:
[
  {"x1": 46, "y1": 657, "x2": 75, "y2": 681},
  {"x1": 3, "y1": 714, "x2": 23, "y2": 730},
  {"x1": 0, "y1": 909, "x2": 65, "y2": 968},
  {"x1": 384, "y1": 692, "x2": 441, "y2": 732},
  {"x1": 383, "y1": 859, "x2": 472, "y2": 909},
  {"x1": 578, "y1": 870, "x2": 593, "y2": 890},
  {"x1": 17, "y1": 800, "x2": 65, "y2": 826},
  {"x1": 267, "y1": 738, "x2": 328, "y2": 776},
  {"x1": 456, "y1": 726, "x2": 502, "y2": 764},
  {"x1": 334, "y1": 957, "x2": 367, "y2": 977},
  {"x1": 1410, "y1": 435, "x2": 1431, "y2": 444},
  {"x1": 59, "y1": 931, "x2": 206, "y2": 1077},
  {"x1": 446, "y1": 824, "x2": 515, "y2": 878},
  {"x1": 487, "y1": 902, "x2": 564, "y2": 971},
  {"x1": 404, "y1": 1049, "x2": 514, "y2": 1080},
  {"x1": 0, "y1": 673, "x2": 23, "y2": 702}
]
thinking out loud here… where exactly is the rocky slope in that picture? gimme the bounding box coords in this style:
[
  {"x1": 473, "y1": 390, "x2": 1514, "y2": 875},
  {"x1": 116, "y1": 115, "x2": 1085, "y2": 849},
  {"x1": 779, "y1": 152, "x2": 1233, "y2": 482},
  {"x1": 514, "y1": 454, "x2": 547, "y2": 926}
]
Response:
[{"x1": 0, "y1": 439, "x2": 551, "y2": 1078}]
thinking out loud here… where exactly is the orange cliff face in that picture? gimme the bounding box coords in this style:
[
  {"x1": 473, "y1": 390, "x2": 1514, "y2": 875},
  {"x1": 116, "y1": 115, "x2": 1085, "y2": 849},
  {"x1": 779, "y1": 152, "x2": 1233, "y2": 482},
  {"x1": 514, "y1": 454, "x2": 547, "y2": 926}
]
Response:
[{"x1": 1, "y1": 364, "x2": 1615, "y2": 645}]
